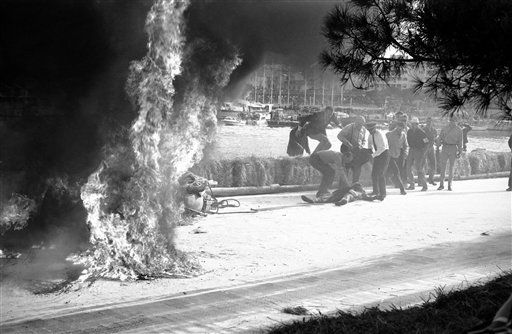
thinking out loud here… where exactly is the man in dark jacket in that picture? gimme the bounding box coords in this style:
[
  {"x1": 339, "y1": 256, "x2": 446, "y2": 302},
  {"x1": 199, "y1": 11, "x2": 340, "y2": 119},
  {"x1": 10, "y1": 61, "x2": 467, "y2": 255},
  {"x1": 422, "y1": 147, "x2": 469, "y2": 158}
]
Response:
[
  {"x1": 406, "y1": 117, "x2": 429, "y2": 191},
  {"x1": 300, "y1": 106, "x2": 340, "y2": 153},
  {"x1": 287, "y1": 126, "x2": 310, "y2": 156},
  {"x1": 421, "y1": 117, "x2": 438, "y2": 185}
]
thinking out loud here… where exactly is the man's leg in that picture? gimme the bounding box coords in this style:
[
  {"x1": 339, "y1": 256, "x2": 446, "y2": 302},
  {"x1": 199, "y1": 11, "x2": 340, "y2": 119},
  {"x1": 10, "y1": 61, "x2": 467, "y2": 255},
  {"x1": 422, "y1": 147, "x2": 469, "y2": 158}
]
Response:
[
  {"x1": 351, "y1": 148, "x2": 370, "y2": 183},
  {"x1": 398, "y1": 153, "x2": 407, "y2": 186},
  {"x1": 406, "y1": 151, "x2": 415, "y2": 189},
  {"x1": 427, "y1": 146, "x2": 437, "y2": 184},
  {"x1": 389, "y1": 157, "x2": 406, "y2": 194},
  {"x1": 377, "y1": 152, "x2": 390, "y2": 197},
  {"x1": 415, "y1": 149, "x2": 428, "y2": 189},
  {"x1": 337, "y1": 165, "x2": 350, "y2": 190},
  {"x1": 309, "y1": 133, "x2": 332, "y2": 153},
  {"x1": 447, "y1": 146, "x2": 457, "y2": 190},
  {"x1": 438, "y1": 148, "x2": 448, "y2": 189},
  {"x1": 371, "y1": 159, "x2": 379, "y2": 195},
  {"x1": 309, "y1": 153, "x2": 335, "y2": 197},
  {"x1": 508, "y1": 156, "x2": 512, "y2": 190},
  {"x1": 351, "y1": 163, "x2": 362, "y2": 183}
]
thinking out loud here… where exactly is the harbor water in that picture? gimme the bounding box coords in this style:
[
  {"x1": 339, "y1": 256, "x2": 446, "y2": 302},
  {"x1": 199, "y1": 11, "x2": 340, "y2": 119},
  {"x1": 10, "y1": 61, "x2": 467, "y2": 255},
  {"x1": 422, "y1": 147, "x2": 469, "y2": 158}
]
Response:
[{"x1": 210, "y1": 125, "x2": 511, "y2": 160}]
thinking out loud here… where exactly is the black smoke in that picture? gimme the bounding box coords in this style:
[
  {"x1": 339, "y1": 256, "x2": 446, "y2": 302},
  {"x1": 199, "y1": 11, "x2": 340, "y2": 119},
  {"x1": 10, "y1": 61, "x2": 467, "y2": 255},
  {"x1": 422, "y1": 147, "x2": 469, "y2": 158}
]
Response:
[
  {"x1": 0, "y1": 0, "x2": 152, "y2": 249},
  {"x1": 184, "y1": 0, "x2": 339, "y2": 98},
  {"x1": 0, "y1": 0, "x2": 340, "y2": 251}
]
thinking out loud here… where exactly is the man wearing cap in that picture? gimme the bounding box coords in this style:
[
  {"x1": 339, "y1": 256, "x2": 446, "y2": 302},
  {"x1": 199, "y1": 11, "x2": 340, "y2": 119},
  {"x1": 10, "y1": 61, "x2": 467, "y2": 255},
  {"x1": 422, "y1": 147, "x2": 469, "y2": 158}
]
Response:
[
  {"x1": 337, "y1": 115, "x2": 372, "y2": 183},
  {"x1": 436, "y1": 117, "x2": 463, "y2": 191},
  {"x1": 421, "y1": 117, "x2": 438, "y2": 185},
  {"x1": 406, "y1": 117, "x2": 429, "y2": 191},
  {"x1": 386, "y1": 121, "x2": 409, "y2": 195},
  {"x1": 366, "y1": 122, "x2": 390, "y2": 200}
]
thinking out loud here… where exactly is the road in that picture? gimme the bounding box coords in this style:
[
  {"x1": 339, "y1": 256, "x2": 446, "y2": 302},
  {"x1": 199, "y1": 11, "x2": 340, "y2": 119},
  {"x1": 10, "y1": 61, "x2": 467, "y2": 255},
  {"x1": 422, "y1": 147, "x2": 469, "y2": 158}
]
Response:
[{"x1": 1, "y1": 178, "x2": 511, "y2": 333}]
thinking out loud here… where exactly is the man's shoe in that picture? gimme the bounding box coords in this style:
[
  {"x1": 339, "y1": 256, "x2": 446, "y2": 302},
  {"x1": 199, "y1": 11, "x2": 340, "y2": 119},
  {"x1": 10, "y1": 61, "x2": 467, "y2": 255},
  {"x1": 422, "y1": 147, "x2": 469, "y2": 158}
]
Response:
[
  {"x1": 406, "y1": 185, "x2": 415, "y2": 190},
  {"x1": 437, "y1": 185, "x2": 444, "y2": 190},
  {"x1": 400, "y1": 190, "x2": 407, "y2": 195},
  {"x1": 429, "y1": 181, "x2": 437, "y2": 186},
  {"x1": 447, "y1": 186, "x2": 452, "y2": 191},
  {"x1": 376, "y1": 195, "x2": 386, "y2": 201},
  {"x1": 316, "y1": 193, "x2": 331, "y2": 203},
  {"x1": 335, "y1": 198, "x2": 348, "y2": 206},
  {"x1": 421, "y1": 187, "x2": 428, "y2": 192},
  {"x1": 507, "y1": 187, "x2": 512, "y2": 191}
]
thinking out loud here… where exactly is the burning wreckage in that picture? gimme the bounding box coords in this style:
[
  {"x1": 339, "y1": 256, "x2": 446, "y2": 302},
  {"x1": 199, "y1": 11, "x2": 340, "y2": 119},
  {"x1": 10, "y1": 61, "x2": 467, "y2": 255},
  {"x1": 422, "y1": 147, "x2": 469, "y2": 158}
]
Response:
[{"x1": 0, "y1": 0, "x2": 241, "y2": 281}]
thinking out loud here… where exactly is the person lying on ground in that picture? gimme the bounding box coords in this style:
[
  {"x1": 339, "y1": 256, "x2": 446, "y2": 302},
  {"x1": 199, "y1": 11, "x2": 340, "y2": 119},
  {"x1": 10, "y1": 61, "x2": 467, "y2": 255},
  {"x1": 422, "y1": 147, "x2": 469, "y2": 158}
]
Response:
[
  {"x1": 334, "y1": 182, "x2": 380, "y2": 206},
  {"x1": 302, "y1": 182, "x2": 380, "y2": 204}
]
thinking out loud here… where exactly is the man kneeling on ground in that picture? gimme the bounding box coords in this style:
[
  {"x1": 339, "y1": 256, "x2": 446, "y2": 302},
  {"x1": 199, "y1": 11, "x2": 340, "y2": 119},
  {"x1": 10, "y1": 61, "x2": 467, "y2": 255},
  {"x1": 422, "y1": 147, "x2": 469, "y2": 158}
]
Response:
[{"x1": 307, "y1": 149, "x2": 352, "y2": 202}]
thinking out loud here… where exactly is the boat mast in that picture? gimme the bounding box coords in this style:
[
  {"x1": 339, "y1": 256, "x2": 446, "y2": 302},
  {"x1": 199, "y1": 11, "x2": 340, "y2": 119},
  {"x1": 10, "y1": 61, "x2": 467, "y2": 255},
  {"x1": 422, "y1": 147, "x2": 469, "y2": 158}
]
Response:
[
  {"x1": 287, "y1": 67, "x2": 291, "y2": 106},
  {"x1": 303, "y1": 71, "x2": 307, "y2": 106},
  {"x1": 270, "y1": 61, "x2": 274, "y2": 105},
  {"x1": 262, "y1": 64, "x2": 266, "y2": 104}
]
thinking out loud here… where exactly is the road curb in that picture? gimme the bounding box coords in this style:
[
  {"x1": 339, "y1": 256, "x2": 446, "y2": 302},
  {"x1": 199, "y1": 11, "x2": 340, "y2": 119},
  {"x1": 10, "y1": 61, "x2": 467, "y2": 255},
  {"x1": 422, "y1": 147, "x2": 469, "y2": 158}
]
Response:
[{"x1": 212, "y1": 172, "x2": 509, "y2": 197}]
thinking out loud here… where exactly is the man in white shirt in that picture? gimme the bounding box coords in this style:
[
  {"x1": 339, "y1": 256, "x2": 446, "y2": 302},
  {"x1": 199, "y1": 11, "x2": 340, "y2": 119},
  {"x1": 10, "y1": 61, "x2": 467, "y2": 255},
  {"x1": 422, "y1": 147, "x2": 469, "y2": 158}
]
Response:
[
  {"x1": 366, "y1": 122, "x2": 390, "y2": 200},
  {"x1": 337, "y1": 115, "x2": 372, "y2": 183}
]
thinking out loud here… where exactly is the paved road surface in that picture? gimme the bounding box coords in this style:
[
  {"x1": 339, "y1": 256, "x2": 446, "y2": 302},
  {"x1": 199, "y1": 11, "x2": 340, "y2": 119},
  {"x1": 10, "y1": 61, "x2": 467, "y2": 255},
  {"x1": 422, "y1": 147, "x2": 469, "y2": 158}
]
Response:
[{"x1": 2, "y1": 233, "x2": 510, "y2": 334}]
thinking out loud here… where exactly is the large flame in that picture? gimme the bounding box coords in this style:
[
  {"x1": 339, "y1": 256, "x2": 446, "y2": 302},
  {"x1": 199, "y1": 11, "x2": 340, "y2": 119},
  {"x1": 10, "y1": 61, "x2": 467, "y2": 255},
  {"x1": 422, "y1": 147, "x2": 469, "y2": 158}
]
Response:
[{"x1": 74, "y1": 0, "x2": 240, "y2": 280}]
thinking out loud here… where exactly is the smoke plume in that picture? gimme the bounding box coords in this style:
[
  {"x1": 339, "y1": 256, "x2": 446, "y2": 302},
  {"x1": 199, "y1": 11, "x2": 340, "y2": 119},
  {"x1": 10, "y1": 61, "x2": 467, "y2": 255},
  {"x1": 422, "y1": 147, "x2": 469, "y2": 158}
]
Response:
[
  {"x1": 184, "y1": 0, "x2": 339, "y2": 98},
  {"x1": 73, "y1": 0, "x2": 240, "y2": 279},
  {"x1": 1, "y1": 0, "x2": 337, "y2": 280}
]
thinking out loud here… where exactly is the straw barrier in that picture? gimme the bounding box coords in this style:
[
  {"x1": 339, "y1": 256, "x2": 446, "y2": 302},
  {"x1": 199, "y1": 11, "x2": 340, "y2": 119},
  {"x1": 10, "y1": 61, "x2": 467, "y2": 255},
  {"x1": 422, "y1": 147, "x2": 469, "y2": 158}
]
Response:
[{"x1": 191, "y1": 150, "x2": 511, "y2": 190}]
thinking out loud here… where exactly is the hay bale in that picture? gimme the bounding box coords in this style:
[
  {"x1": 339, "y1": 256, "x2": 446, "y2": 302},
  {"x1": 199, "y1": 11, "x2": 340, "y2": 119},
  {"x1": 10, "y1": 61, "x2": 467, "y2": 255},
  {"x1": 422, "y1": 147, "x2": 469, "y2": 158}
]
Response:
[
  {"x1": 453, "y1": 155, "x2": 471, "y2": 177},
  {"x1": 191, "y1": 160, "x2": 234, "y2": 187},
  {"x1": 468, "y1": 150, "x2": 507, "y2": 174},
  {"x1": 191, "y1": 150, "x2": 512, "y2": 188}
]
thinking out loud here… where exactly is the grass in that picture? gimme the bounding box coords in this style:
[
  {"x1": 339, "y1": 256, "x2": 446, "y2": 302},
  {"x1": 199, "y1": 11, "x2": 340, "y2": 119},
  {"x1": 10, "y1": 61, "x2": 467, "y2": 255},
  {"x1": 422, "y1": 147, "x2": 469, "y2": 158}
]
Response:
[{"x1": 268, "y1": 272, "x2": 512, "y2": 334}]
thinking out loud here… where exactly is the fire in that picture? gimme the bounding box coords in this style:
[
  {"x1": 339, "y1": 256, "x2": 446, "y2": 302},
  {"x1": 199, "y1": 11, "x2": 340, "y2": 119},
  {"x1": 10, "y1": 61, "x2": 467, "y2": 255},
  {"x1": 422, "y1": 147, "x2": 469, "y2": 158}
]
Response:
[{"x1": 72, "y1": 0, "x2": 240, "y2": 280}]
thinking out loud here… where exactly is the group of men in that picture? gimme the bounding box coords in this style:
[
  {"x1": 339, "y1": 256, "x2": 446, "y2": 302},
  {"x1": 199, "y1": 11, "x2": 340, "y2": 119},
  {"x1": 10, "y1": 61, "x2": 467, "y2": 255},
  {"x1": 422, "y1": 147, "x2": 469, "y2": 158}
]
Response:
[{"x1": 294, "y1": 107, "x2": 468, "y2": 204}]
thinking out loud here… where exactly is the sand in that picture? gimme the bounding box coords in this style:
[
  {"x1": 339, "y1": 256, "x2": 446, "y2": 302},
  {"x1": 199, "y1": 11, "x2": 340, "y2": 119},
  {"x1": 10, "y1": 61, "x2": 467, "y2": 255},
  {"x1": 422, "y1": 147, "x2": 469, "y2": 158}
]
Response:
[{"x1": 1, "y1": 177, "x2": 511, "y2": 325}]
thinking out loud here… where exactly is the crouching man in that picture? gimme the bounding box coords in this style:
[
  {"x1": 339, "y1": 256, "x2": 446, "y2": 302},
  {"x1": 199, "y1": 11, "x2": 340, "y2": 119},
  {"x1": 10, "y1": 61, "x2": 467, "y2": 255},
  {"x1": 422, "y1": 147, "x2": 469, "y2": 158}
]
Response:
[{"x1": 306, "y1": 149, "x2": 352, "y2": 203}]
